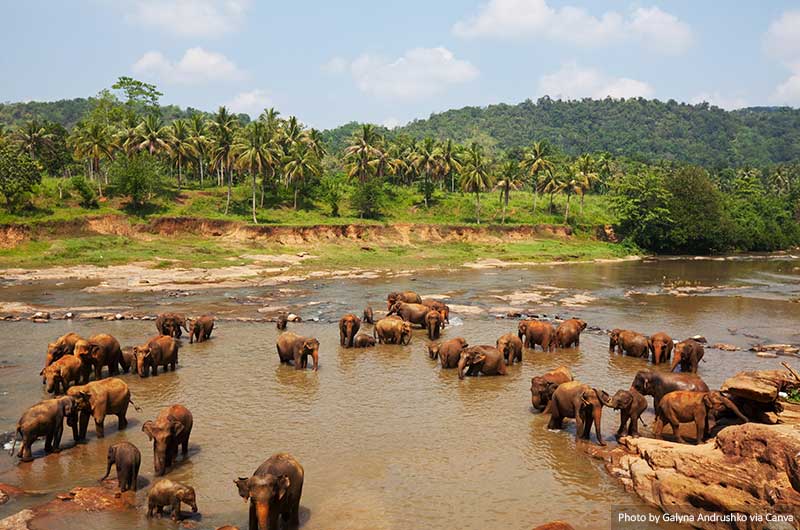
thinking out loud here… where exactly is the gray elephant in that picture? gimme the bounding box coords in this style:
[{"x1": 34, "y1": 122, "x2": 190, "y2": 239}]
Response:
[
  {"x1": 11, "y1": 396, "x2": 74, "y2": 462},
  {"x1": 545, "y1": 381, "x2": 610, "y2": 446},
  {"x1": 147, "y1": 479, "x2": 198, "y2": 521},
  {"x1": 457, "y1": 346, "x2": 507, "y2": 379},
  {"x1": 603, "y1": 389, "x2": 648, "y2": 438},
  {"x1": 100, "y1": 441, "x2": 141, "y2": 493},
  {"x1": 235, "y1": 453, "x2": 304, "y2": 530}
]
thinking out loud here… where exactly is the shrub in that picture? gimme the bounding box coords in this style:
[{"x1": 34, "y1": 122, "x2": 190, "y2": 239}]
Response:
[
  {"x1": 108, "y1": 153, "x2": 163, "y2": 208},
  {"x1": 0, "y1": 144, "x2": 42, "y2": 211},
  {"x1": 70, "y1": 175, "x2": 98, "y2": 208},
  {"x1": 350, "y1": 177, "x2": 386, "y2": 219}
]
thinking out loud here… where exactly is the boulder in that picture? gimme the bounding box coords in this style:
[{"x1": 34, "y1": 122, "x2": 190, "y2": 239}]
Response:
[{"x1": 721, "y1": 370, "x2": 791, "y2": 403}]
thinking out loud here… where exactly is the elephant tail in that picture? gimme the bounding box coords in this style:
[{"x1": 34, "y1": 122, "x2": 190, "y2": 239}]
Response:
[
  {"x1": 8, "y1": 427, "x2": 19, "y2": 456},
  {"x1": 638, "y1": 416, "x2": 647, "y2": 427},
  {"x1": 129, "y1": 397, "x2": 143, "y2": 413}
]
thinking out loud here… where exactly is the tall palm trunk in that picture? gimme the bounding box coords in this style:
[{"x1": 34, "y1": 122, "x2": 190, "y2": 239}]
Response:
[
  {"x1": 225, "y1": 165, "x2": 232, "y2": 215},
  {"x1": 293, "y1": 185, "x2": 299, "y2": 210},
  {"x1": 251, "y1": 169, "x2": 258, "y2": 224},
  {"x1": 579, "y1": 192, "x2": 585, "y2": 215},
  {"x1": 177, "y1": 159, "x2": 182, "y2": 189},
  {"x1": 199, "y1": 156, "x2": 204, "y2": 187},
  {"x1": 475, "y1": 192, "x2": 481, "y2": 225},
  {"x1": 564, "y1": 194, "x2": 571, "y2": 223}
]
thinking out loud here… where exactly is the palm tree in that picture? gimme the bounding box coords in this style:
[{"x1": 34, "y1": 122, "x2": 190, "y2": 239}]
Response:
[
  {"x1": 208, "y1": 106, "x2": 238, "y2": 213},
  {"x1": 134, "y1": 115, "x2": 171, "y2": 157},
  {"x1": 167, "y1": 119, "x2": 195, "y2": 189},
  {"x1": 15, "y1": 119, "x2": 53, "y2": 161},
  {"x1": 560, "y1": 170, "x2": 581, "y2": 223},
  {"x1": 344, "y1": 124, "x2": 381, "y2": 183},
  {"x1": 538, "y1": 170, "x2": 564, "y2": 214},
  {"x1": 520, "y1": 141, "x2": 556, "y2": 213},
  {"x1": 440, "y1": 139, "x2": 461, "y2": 192},
  {"x1": 70, "y1": 121, "x2": 113, "y2": 191},
  {"x1": 233, "y1": 121, "x2": 276, "y2": 223},
  {"x1": 303, "y1": 128, "x2": 328, "y2": 160},
  {"x1": 769, "y1": 165, "x2": 791, "y2": 195},
  {"x1": 573, "y1": 154, "x2": 597, "y2": 214},
  {"x1": 187, "y1": 114, "x2": 209, "y2": 186},
  {"x1": 283, "y1": 142, "x2": 321, "y2": 209},
  {"x1": 410, "y1": 137, "x2": 442, "y2": 207},
  {"x1": 494, "y1": 160, "x2": 523, "y2": 223},
  {"x1": 114, "y1": 115, "x2": 140, "y2": 158},
  {"x1": 460, "y1": 142, "x2": 494, "y2": 224},
  {"x1": 259, "y1": 107, "x2": 282, "y2": 131}
]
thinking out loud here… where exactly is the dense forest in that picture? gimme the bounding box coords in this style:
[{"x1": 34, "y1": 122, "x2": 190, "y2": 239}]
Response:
[{"x1": 1, "y1": 78, "x2": 800, "y2": 255}]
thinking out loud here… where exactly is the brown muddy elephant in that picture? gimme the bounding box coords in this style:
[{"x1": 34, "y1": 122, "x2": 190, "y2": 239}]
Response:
[
  {"x1": 100, "y1": 441, "x2": 141, "y2": 493},
  {"x1": 387, "y1": 291, "x2": 421, "y2": 310},
  {"x1": 428, "y1": 337, "x2": 468, "y2": 368},
  {"x1": 276, "y1": 332, "x2": 320, "y2": 371},
  {"x1": 134, "y1": 335, "x2": 179, "y2": 377},
  {"x1": 421, "y1": 299, "x2": 450, "y2": 326},
  {"x1": 156, "y1": 313, "x2": 187, "y2": 338},
  {"x1": 143, "y1": 404, "x2": 194, "y2": 476},
  {"x1": 147, "y1": 479, "x2": 198, "y2": 521},
  {"x1": 388, "y1": 302, "x2": 430, "y2": 328},
  {"x1": 187, "y1": 315, "x2": 215, "y2": 344},
  {"x1": 518, "y1": 320, "x2": 555, "y2": 352},
  {"x1": 235, "y1": 453, "x2": 304, "y2": 530},
  {"x1": 362, "y1": 306, "x2": 374, "y2": 325},
  {"x1": 604, "y1": 389, "x2": 648, "y2": 438},
  {"x1": 425, "y1": 310, "x2": 444, "y2": 340},
  {"x1": 74, "y1": 334, "x2": 127, "y2": 382},
  {"x1": 43, "y1": 332, "x2": 82, "y2": 380},
  {"x1": 457, "y1": 346, "x2": 507, "y2": 379},
  {"x1": 648, "y1": 332, "x2": 673, "y2": 364},
  {"x1": 555, "y1": 319, "x2": 587, "y2": 348},
  {"x1": 276, "y1": 314, "x2": 288, "y2": 330},
  {"x1": 545, "y1": 381, "x2": 609, "y2": 446},
  {"x1": 374, "y1": 318, "x2": 413, "y2": 345},
  {"x1": 68, "y1": 378, "x2": 137, "y2": 440},
  {"x1": 608, "y1": 329, "x2": 649, "y2": 358},
  {"x1": 654, "y1": 390, "x2": 748, "y2": 443},
  {"x1": 42, "y1": 354, "x2": 83, "y2": 395},
  {"x1": 11, "y1": 395, "x2": 74, "y2": 462},
  {"x1": 353, "y1": 333, "x2": 376, "y2": 348},
  {"x1": 497, "y1": 333, "x2": 523, "y2": 365},
  {"x1": 530, "y1": 366, "x2": 573, "y2": 411},
  {"x1": 630, "y1": 369, "x2": 709, "y2": 409},
  {"x1": 339, "y1": 314, "x2": 361, "y2": 347},
  {"x1": 672, "y1": 339, "x2": 705, "y2": 373}
]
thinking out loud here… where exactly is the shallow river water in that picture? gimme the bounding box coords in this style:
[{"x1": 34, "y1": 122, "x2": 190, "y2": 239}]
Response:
[{"x1": 1, "y1": 256, "x2": 800, "y2": 530}]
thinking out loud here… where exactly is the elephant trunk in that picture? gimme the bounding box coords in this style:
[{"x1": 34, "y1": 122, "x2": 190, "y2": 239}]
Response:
[
  {"x1": 100, "y1": 456, "x2": 113, "y2": 481},
  {"x1": 722, "y1": 396, "x2": 749, "y2": 423},
  {"x1": 457, "y1": 357, "x2": 468, "y2": 380}
]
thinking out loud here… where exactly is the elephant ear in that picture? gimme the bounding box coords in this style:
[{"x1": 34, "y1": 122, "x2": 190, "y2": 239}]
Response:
[
  {"x1": 62, "y1": 398, "x2": 73, "y2": 417},
  {"x1": 277, "y1": 475, "x2": 290, "y2": 500},
  {"x1": 142, "y1": 421, "x2": 155, "y2": 441},
  {"x1": 171, "y1": 420, "x2": 185, "y2": 437},
  {"x1": 234, "y1": 478, "x2": 250, "y2": 500},
  {"x1": 702, "y1": 393, "x2": 714, "y2": 409},
  {"x1": 596, "y1": 388, "x2": 610, "y2": 405}
]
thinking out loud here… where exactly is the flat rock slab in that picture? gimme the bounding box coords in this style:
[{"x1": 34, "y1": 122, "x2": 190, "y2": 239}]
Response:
[{"x1": 721, "y1": 369, "x2": 792, "y2": 403}]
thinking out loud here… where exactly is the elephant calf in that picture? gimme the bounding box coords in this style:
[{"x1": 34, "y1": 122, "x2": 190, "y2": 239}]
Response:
[
  {"x1": 545, "y1": 381, "x2": 610, "y2": 446},
  {"x1": 496, "y1": 333, "x2": 523, "y2": 365},
  {"x1": 362, "y1": 306, "x2": 374, "y2": 324},
  {"x1": 277, "y1": 332, "x2": 320, "y2": 371},
  {"x1": 428, "y1": 338, "x2": 468, "y2": 368},
  {"x1": 187, "y1": 315, "x2": 215, "y2": 344},
  {"x1": 143, "y1": 404, "x2": 193, "y2": 476},
  {"x1": 457, "y1": 346, "x2": 507, "y2": 379},
  {"x1": 147, "y1": 479, "x2": 198, "y2": 521},
  {"x1": 672, "y1": 339, "x2": 705, "y2": 373},
  {"x1": 609, "y1": 329, "x2": 649, "y2": 357},
  {"x1": 604, "y1": 389, "x2": 648, "y2": 438},
  {"x1": 101, "y1": 441, "x2": 141, "y2": 494},
  {"x1": 353, "y1": 333, "x2": 376, "y2": 348},
  {"x1": 374, "y1": 318, "x2": 413, "y2": 345},
  {"x1": 425, "y1": 310, "x2": 444, "y2": 340},
  {"x1": 12, "y1": 395, "x2": 74, "y2": 462},
  {"x1": 42, "y1": 354, "x2": 83, "y2": 395},
  {"x1": 654, "y1": 390, "x2": 747, "y2": 444},
  {"x1": 530, "y1": 366, "x2": 573, "y2": 411},
  {"x1": 134, "y1": 335, "x2": 179, "y2": 377},
  {"x1": 339, "y1": 314, "x2": 361, "y2": 348}
]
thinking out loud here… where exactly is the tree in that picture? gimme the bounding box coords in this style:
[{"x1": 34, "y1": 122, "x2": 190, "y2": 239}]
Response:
[
  {"x1": 440, "y1": 139, "x2": 461, "y2": 192},
  {"x1": 460, "y1": 143, "x2": 494, "y2": 224},
  {"x1": 573, "y1": 154, "x2": 597, "y2": 214},
  {"x1": 520, "y1": 141, "x2": 555, "y2": 212},
  {"x1": 109, "y1": 153, "x2": 163, "y2": 209},
  {"x1": 283, "y1": 142, "x2": 321, "y2": 209},
  {"x1": 494, "y1": 160, "x2": 523, "y2": 223},
  {"x1": 560, "y1": 170, "x2": 580, "y2": 223},
  {"x1": 344, "y1": 124, "x2": 381, "y2": 183},
  {"x1": 538, "y1": 170, "x2": 563, "y2": 213},
  {"x1": 39, "y1": 122, "x2": 71, "y2": 178},
  {"x1": 112, "y1": 76, "x2": 163, "y2": 116},
  {"x1": 133, "y1": 115, "x2": 171, "y2": 156},
  {"x1": 410, "y1": 137, "x2": 442, "y2": 207},
  {"x1": 320, "y1": 173, "x2": 346, "y2": 216},
  {"x1": 187, "y1": 114, "x2": 209, "y2": 186},
  {"x1": 167, "y1": 119, "x2": 195, "y2": 189},
  {"x1": 208, "y1": 106, "x2": 238, "y2": 213},
  {"x1": 69, "y1": 121, "x2": 113, "y2": 191},
  {"x1": 0, "y1": 144, "x2": 41, "y2": 210},
  {"x1": 233, "y1": 121, "x2": 276, "y2": 223},
  {"x1": 15, "y1": 119, "x2": 53, "y2": 161},
  {"x1": 610, "y1": 170, "x2": 673, "y2": 250}
]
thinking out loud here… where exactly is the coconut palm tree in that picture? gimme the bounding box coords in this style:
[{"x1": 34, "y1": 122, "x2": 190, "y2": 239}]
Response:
[
  {"x1": 560, "y1": 170, "x2": 581, "y2": 223},
  {"x1": 259, "y1": 107, "x2": 282, "y2": 131},
  {"x1": 208, "y1": 106, "x2": 238, "y2": 213},
  {"x1": 70, "y1": 121, "x2": 114, "y2": 191},
  {"x1": 283, "y1": 142, "x2": 321, "y2": 209},
  {"x1": 538, "y1": 170, "x2": 564, "y2": 214},
  {"x1": 114, "y1": 115, "x2": 140, "y2": 158},
  {"x1": 573, "y1": 154, "x2": 598, "y2": 214},
  {"x1": 344, "y1": 124, "x2": 381, "y2": 183},
  {"x1": 494, "y1": 160, "x2": 523, "y2": 223},
  {"x1": 410, "y1": 137, "x2": 442, "y2": 207},
  {"x1": 233, "y1": 121, "x2": 276, "y2": 223},
  {"x1": 520, "y1": 141, "x2": 556, "y2": 213},
  {"x1": 769, "y1": 165, "x2": 791, "y2": 195},
  {"x1": 133, "y1": 115, "x2": 171, "y2": 159},
  {"x1": 303, "y1": 128, "x2": 328, "y2": 160},
  {"x1": 15, "y1": 119, "x2": 53, "y2": 161},
  {"x1": 440, "y1": 139, "x2": 462, "y2": 192},
  {"x1": 460, "y1": 142, "x2": 494, "y2": 224},
  {"x1": 187, "y1": 114, "x2": 209, "y2": 187},
  {"x1": 167, "y1": 119, "x2": 195, "y2": 189}
]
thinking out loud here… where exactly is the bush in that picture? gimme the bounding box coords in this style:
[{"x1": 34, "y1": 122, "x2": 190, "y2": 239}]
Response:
[
  {"x1": 108, "y1": 153, "x2": 163, "y2": 208},
  {"x1": 70, "y1": 175, "x2": 98, "y2": 208},
  {"x1": 0, "y1": 144, "x2": 42, "y2": 211},
  {"x1": 320, "y1": 174, "x2": 346, "y2": 217},
  {"x1": 350, "y1": 177, "x2": 386, "y2": 219}
]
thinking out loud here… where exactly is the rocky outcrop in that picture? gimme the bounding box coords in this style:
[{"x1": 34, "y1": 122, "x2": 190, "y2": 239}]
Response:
[{"x1": 606, "y1": 423, "x2": 800, "y2": 530}]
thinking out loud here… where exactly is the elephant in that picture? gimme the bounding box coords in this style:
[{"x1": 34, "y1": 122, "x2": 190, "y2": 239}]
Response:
[
  {"x1": 74, "y1": 334, "x2": 127, "y2": 382},
  {"x1": 100, "y1": 441, "x2": 141, "y2": 494},
  {"x1": 147, "y1": 479, "x2": 198, "y2": 521},
  {"x1": 143, "y1": 404, "x2": 194, "y2": 476},
  {"x1": 374, "y1": 318, "x2": 413, "y2": 345},
  {"x1": 496, "y1": 333, "x2": 523, "y2": 364},
  {"x1": 648, "y1": 332, "x2": 673, "y2": 364},
  {"x1": 388, "y1": 302, "x2": 430, "y2": 328},
  {"x1": 425, "y1": 310, "x2": 444, "y2": 340},
  {"x1": 339, "y1": 314, "x2": 361, "y2": 347},
  {"x1": 235, "y1": 453, "x2": 304, "y2": 530},
  {"x1": 421, "y1": 299, "x2": 450, "y2": 326},
  {"x1": 43, "y1": 332, "x2": 82, "y2": 380},
  {"x1": 42, "y1": 354, "x2": 83, "y2": 395},
  {"x1": 187, "y1": 315, "x2": 215, "y2": 343},
  {"x1": 608, "y1": 329, "x2": 649, "y2": 358},
  {"x1": 457, "y1": 346, "x2": 507, "y2": 379},
  {"x1": 67, "y1": 378, "x2": 137, "y2": 440},
  {"x1": 121, "y1": 347, "x2": 136, "y2": 375},
  {"x1": 133, "y1": 335, "x2": 179, "y2": 377},
  {"x1": 654, "y1": 390, "x2": 748, "y2": 444},
  {"x1": 530, "y1": 366, "x2": 573, "y2": 411},
  {"x1": 276, "y1": 314, "x2": 288, "y2": 330},
  {"x1": 603, "y1": 389, "x2": 648, "y2": 438},
  {"x1": 155, "y1": 313, "x2": 187, "y2": 338},
  {"x1": 387, "y1": 291, "x2": 422, "y2": 310},
  {"x1": 276, "y1": 332, "x2": 320, "y2": 371},
  {"x1": 11, "y1": 395, "x2": 74, "y2": 462},
  {"x1": 630, "y1": 369, "x2": 709, "y2": 409},
  {"x1": 518, "y1": 320, "x2": 555, "y2": 352},
  {"x1": 545, "y1": 381, "x2": 610, "y2": 446},
  {"x1": 353, "y1": 334, "x2": 376, "y2": 348},
  {"x1": 428, "y1": 337, "x2": 468, "y2": 368},
  {"x1": 362, "y1": 306, "x2": 374, "y2": 325},
  {"x1": 555, "y1": 319, "x2": 587, "y2": 348},
  {"x1": 672, "y1": 339, "x2": 705, "y2": 373}
]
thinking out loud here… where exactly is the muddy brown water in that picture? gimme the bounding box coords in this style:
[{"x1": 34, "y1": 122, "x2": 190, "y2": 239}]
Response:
[{"x1": 1, "y1": 256, "x2": 800, "y2": 529}]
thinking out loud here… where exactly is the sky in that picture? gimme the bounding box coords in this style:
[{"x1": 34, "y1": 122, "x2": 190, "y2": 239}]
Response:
[{"x1": 1, "y1": 1, "x2": 800, "y2": 130}]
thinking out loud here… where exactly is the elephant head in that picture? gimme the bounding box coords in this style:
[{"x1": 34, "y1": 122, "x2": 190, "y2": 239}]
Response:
[
  {"x1": 73, "y1": 339, "x2": 93, "y2": 364},
  {"x1": 530, "y1": 377, "x2": 559, "y2": 411},
  {"x1": 703, "y1": 392, "x2": 748, "y2": 423},
  {"x1": 302, "y1": 338, "x2": 320, "y2": 370},
  {"x1": 427, "y1": 343, "x2": 440, "y2": 360},
  {"x1": 175, "y1": 484, "x2": 198, "y2": 513},
  {"x1": 57, "y1": 395, "x2": 74, "y2": 419},
  {"x1": 671, "y1": 342, "x2": 691, "y2": 372},
  {"x1": 387, "y1": 302, "x2": 403, "y2": 316},
  {"x1": 603, "y1": 389, "x2": 633, "y2": 410},
  {"x1": 142, "y1": 419, "x2": 186, "y2": 476},
  {"x1": 517, "y1": 321, "x2": 528, "y2": 342},
  {"x1": 43, "y1": 365, "x2": 64, "y2": 394},
  {"x1": 399, "y1": 321, "x2": 413, "y2": 345},
  {"x1": 458, "y1": 350, "x2": 485, "y2": 379},
  {"x1": 630, "y1": 370, "x2": 653, "y2": 396},
  {"x1": 235, "y1": 474, "x2": 291, "y2": 530},
  {"x1": 45, "y1": 342, "x2": 64, "y2": 368},
  {"x1": 363, "y1": 306, "x2": 374, "y2": 324},
  {"x1": 578, "y1": 388, "x2": 609, "y2": 445},
  {"x1": 609, "y1": 329, "x2": 622, "y2": 352},
  {"x1": 133, "y1": 345, "x2": 152, "y2": 376}
]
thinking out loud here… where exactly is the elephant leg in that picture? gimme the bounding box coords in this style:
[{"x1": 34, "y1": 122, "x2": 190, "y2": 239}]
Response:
[
  {"x1": 94, "y1": 413, "x2": 105, "y2": 438},
  {"x1": 171, "y1": 499, "x2": 182, "y2": 521},
  {"x1": 575, "y1": 415, "x2": 585, "y2": 440},
  {"x1": 182, "y1": 436, "x2": 189, "y2": 456},
  {"x1": 653, "y1": 417, "x2": 664, "y2": 439},
  {"x1": 695, "y1": 411, "x2": 707, "y2": 443},
  {"x1": 249, "y1": 501, "x2": 257, "y2": 530},
  {"x1": 44, "y1": 431, "x2": 53, "y2": 453},
  {"x1": 152, "y1": 363, "x2": 158, "y2": 376},
  {"x1": 118, "y1": 404, "x2": 129, "y2": 430},
  {"x1": 616, "y1": 411, "x2": 629, "y2": 438},
  {"x1": 663, "y1": 410, "x2": 683, "y2": 443},
  {"x1": 289, "y1": 499, "x2": 300, "y2": 526},
  {"x1": 132, "y1": 461, "x2": 140, "y2": 491},
  {"x1": 547, "y1": 414, "x2": 562, "y2": 430},
  {"x1": 629, "y1": 412, "x2": 641, "y2": 437},
  {"x1": 119, "y1": 468, "x2": 130, "y2": 492},
  {"x1": 53, "y1": 422, "x2": 63, "y2": 452},
  {"x1": 21, "y1": 437, "x2": 34, "y2": 462}
]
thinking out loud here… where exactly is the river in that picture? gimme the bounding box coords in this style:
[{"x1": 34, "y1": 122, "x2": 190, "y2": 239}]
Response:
[{"x1": 1, "y1": 256, "x2": 799, "y2": 529}]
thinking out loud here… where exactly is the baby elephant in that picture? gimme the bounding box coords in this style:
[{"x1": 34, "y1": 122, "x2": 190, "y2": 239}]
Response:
[
  {"x1": 276, "y1": 314, "x2": 288, "y2": 330},
  {"x1": 187, "y1": 315, "x2": 215, "y2": 344},
  {"x1": 353, "y1": 333, "x2": 376, "y2": 348},
  {"x1": 276, "y1": 332, "x2": 320, "y2": 371},
  {"x1": 654, "y1": 390, "x2": 748, "y2": 444},
  {"x1": 147, "y1": 479, "x2": 198, "y2": 521},
  {"x1": 496, "y1": 333, "x2": 523, "y2": 365},
  {"x1": 100, "y1": 441, "x2": 141, "y2": 494},
  {"x1": 604, "y1": 389, "x2": 648, "y2": 438}
]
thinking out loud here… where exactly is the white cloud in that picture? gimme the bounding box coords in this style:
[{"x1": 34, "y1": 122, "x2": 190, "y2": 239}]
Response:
[
  {"x1": 225, "y1": 89, "x2": 272, "y2": 116},
  {"x1": 335, "y1": 47, "x2": 478, "y2": 100},
  {"x1": 124, "y1": 0, "x2": 251, "y2": 37},
  {"x1": 765, "y1": 10, "x2": 800, "y2": 105},
  {"x1": 132, "y1": 47, "x2": 246, "y2": 84},
  {"x1": 453, "y1": 0, "x2": 692, "y2": 55},
  {"x1": 537, "y1": 63, "x2": 654, "y2": 100},
  {"x1": 690, "y1": 92, "x2": 748, "y2": 110}
]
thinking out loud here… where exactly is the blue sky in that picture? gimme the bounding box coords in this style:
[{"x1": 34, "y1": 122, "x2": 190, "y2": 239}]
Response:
[{"x1": 2, "y1": 1, "x2": 800, "y2": 129}]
